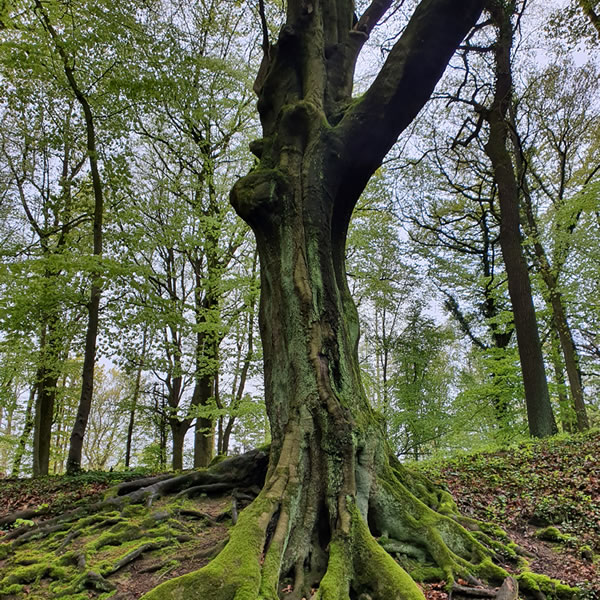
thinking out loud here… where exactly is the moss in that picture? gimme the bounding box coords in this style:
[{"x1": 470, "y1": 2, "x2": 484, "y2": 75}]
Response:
[
  {"x1": 317, "y1": 540, "x2": 351, "y2": 600},
  {"x1": 120, "y1": 503, "x2": 146, "y2": 518},
  {"x1": 408, "y1": 565, "x2": 445, "y2": 582},
  {"x1": 257, "y1": 536, "x2": 282, "y2": 599},
  {"x1": 2, "y1": 562, "x2": 51, "y2": 585},
  {"x1": 139, "y1": 496, "x2": 276, "y2": 600},
  {"x1": 475, "y1": 557, "x2": 508, "y2": 583},
  {"x1": 352, "y1": 508, "x2": 425, "y2": 600},
  {"x1": 517, "y1": 571, "x2": 577, "y2": 599},
  {"x1": 478, "y1": 522, "x2": 509, "y2": 540},
  {"x1": 0, "y1": 582, "x2": 24, "y2": 595},
  {"x1": 92, "y1": 525, "x2": 142, "y2": 550},
  {"x1": 535, "y1": 526, "x2": 574, "y2": 543},
  {"x1": 209, "y1": 454, "x2": 229, "y2": 467}
]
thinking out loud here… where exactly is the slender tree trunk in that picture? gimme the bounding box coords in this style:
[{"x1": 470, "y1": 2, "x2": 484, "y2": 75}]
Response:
[
  {"x1": 125, "y1": 329, "x2": 147, "y2": 467},
  {"x1": 220, "y1": 259, "x2": 258, "y2": 457},
  {"x1": 508, "y1": 103, "x2": 590, "y2": 433},
  {"x1": 35, "y1": 1, "x2": 106, "y2": 474},
  {"x1": 578, "y1": 0, "x2": 600, "y2": 35},
  {"x1": 547, "y1": 289, "x2": 588, "y2": 430},
  {"x1": 0, "y1": 396, "x2": 14, "y2": 472},
  {"x1": 170, "y1": 421, "x2": 187, "y2": 471},
  {"x1": 32, "y1": 322, "x2": 61, "y2": 476},
  {"x1": 549, "y1": 330, "x2": 574, "y2": 433},
  {"x1": 192, "y1": 375, "x2": 215, "y2": 467},
  {"x1": 12, "y1": 385, "x2": 36, "y2": 476},
  {"x1": 520, "y1": 203, "x2": 589, "y2": 431},
  {"x1": 483, "y1": 4, "x2": 557, "y2": 438},
  {"x1": 166, "y1": 373, "x2": 189, "y2": 471},
  {"x1": 67, "y1": 282, "x2": 102, "y2": 474}
]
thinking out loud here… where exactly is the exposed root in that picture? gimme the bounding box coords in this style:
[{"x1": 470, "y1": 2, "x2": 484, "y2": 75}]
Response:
[{"x1": 0, "y1": 447, "x2": 579, "y2": 600}]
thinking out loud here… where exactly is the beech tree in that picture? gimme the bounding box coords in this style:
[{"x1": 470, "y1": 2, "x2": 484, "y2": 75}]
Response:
[{"x1": 139, "y1": 1, "x2": 521, "y2": 599}]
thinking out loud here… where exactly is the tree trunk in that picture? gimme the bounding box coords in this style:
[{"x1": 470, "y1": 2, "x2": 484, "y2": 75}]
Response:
[
  {"x1": 578, "y1": 0, "x2": 600, "y2": 36},
  {"x1": 125, "y1": 329, "x2": 147, "y2": 467},
  {"x1": 519, "y1": 201, "x2": 589, "y2": 432},
  {"x1": 166, "y1": 373, "x2": 189, "y2": 471},
  {"x1": 549, "y1": 330, "x2": 574, "y2": 433},
  {"x1": 170, "y1": 420, "x2": 187, "y2": 471},
  {"x1": 32, "y1": 322, "x2": 61, "y2": 476},
  {"x1": 12, "y1": 385, "x2": 36, "y2": 476},
  {"x1": 483, "y1": 4, "x2": 557, "y2": 438},
  {"x1": 142, "y1": 2, "x2": 503, "y2": 598},
  {"x1": 508, "y1": 99, "x2": 589, "y2": 434},
  {"x1": 35, "y1": 1, "x2": 106, "y2": 475},
  {"x1": 547, "y1": 288, "x2": 588, "y2": 430}
]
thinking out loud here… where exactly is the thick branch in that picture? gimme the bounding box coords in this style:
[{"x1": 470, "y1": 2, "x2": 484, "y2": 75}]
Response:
[{"x1": 338, "y1": 0, "x2": 486, "y2": 186}]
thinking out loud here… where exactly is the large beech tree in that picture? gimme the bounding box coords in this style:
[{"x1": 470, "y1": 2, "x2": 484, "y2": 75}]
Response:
[{"x1": 139, "y1": 1, "x2": 518, "y2": 599}]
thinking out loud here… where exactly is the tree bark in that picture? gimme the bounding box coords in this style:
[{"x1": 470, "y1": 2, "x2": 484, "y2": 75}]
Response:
[
  {"x1": 142, "y1": 1, "x2": 493, "y2": 598},
  {"x1": 12, "y1": 384, "x2": 36, "y2": 476},
  {"x1": 125, "y1": 328, "x2": 148, "y2": 467},
  {"x1": 549, "y1": 330, "x2": 574, "y2": 433},
  {"x1": 578, "y1": 0, "x2": 600, "y2": 36},
  {"x1": 167, "y1": 373, "x2": 187, "y2": 471},
  {"x1": 170, "y1": 421, "x2": 187, "y2": 472},
  {"x1": 519, "y1": 199, "x2": 589, "y2": 431},
  {"x1": 190, "y1": 277, "x2": 219, "y2": 468},
  {"x1": 483, "y1": 4, "x2": 557, "y2": 438},
  {"x1": 32, "y1": 322, "x2": 61, "y2": 476},
  {"x1": 506, "y1": 98, "x2": 590, "y2": 433}
]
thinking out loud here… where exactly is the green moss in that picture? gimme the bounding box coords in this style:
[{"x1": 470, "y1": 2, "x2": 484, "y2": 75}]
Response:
[
  {"x1": 257, "y1": 536, "x2": 282, "y2": 599},
  {"x1": 317, "y1": 540, "x2": 351, "y2": 600},
  {"x1": 535, "y1": 526, "x2": 574, "y2": 544},
  {"x1": 139, "y1": 496, "x2": 275, "y2": 600},
  {"x1": 408, "y1": 565, "x2": 445, "y2": 582},
  {"x1": 120, "y1": 503, "x2": 146, "y2": 518},
  {"x1": 517, "y1": 571, "x2": 577, "y2": 599},
  {"x1": 0, "y1": 582, "x2": 24, "y2": 595},
  {"x1": 92, "y1": 525, "x2": 142, "y2": 550},
  {"x1": 475, "y1": 557, "x2": 508, "y2": 583},
  {"x1": 2, "y1": 562, "x2": 50, "y2": 585},
  {"x1": 352, "y1": 508, "x2": 425, "y2": 600},
  {"x1": 209, "y1": 454, "x2": 228, "y2": 467},
  {"x1": 478, "y1": 522, "x2": 509, "y2": 540}
]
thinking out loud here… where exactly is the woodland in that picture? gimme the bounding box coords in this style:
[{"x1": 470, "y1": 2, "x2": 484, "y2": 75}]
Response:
[{"x1": 0, "y1": 0, "x2": 600, "y2": 598}]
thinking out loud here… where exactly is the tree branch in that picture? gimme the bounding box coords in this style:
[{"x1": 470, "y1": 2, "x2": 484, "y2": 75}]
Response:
[{"x1": 338, "y1": 0, "x2": 486, "y2": 199}]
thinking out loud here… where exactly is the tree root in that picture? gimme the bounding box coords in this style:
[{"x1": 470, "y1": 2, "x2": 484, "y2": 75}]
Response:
[{"x1": 0, "y1": 447, "x2": 578, "y2": 600}]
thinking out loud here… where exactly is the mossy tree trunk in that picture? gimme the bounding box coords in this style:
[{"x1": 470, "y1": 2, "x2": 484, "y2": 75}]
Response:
[{"x1": 142, "y1": 1, "x2": 502, "y2": 599}]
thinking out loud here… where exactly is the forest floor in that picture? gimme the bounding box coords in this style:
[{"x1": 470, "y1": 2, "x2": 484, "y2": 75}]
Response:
[{"x1": 0, "y1": 430, "x2": 598, "y2": 599}]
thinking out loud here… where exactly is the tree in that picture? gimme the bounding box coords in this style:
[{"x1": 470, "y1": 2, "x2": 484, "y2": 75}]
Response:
[
  {"x1": 141, "y1": 2, "x2": 521, "y2": 599},
  {"x1": 480, "y1": 1, "x2": 557, "y2": 437},
  {"x1": 0, "y1": 45, "x2": 89, "y2": 476},
  {"x1": 32, "y1": 1, "x2": 108, "y2": 474},
  {"x1": 509, "y1": 59, "x2": 600, "y2": 432}
]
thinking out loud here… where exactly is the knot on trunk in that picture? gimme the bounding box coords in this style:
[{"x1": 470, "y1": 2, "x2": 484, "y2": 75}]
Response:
[{"x1": 230, "y1": 168, "x2": 290, "y2": 228}]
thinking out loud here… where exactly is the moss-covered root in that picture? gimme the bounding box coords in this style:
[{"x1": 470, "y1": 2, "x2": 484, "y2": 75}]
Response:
[
  {"x1": 369, "y1": 464, "x2": 512, "y2": 587},
  {"x1": 139, "y1": 495, "x2": 278, "y2": 600},
  {"x1": 350, "y1": 509, "x2": 425, "y2": 600}
]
